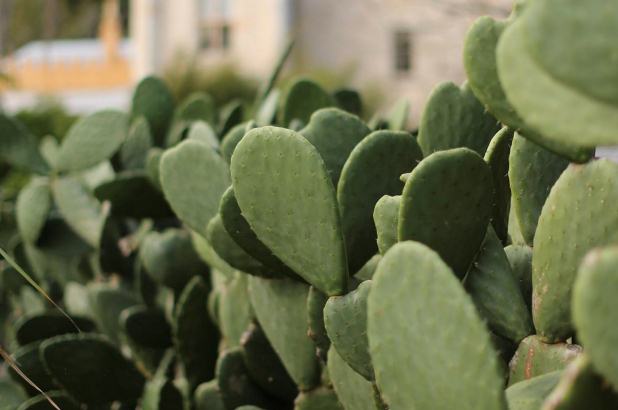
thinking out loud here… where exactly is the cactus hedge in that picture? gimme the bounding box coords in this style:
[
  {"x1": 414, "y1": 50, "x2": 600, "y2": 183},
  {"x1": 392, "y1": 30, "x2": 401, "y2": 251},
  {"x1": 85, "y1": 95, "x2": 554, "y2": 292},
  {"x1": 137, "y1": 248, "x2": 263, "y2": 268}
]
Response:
[{"x1": 1, "y1": 1, "x2": 618, "y2": 409}]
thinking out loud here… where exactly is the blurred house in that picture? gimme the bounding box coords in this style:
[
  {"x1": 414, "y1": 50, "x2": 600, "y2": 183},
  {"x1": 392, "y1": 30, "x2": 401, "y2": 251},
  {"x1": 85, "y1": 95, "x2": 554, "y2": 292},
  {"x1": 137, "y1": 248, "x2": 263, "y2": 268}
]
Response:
[
  {"x1": 0, "y1": 0, "x2": 132, "y2": 113},
  {"x1": 131, "y1": 0, "x2": 512, "y2": 122}
]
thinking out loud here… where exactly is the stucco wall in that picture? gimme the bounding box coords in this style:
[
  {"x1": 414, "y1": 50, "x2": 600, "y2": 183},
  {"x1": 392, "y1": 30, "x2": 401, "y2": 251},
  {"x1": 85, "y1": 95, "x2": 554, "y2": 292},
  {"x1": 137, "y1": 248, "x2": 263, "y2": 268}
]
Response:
[{"x1": 294, "y1": 0, "x2": 511, "y2": 124}]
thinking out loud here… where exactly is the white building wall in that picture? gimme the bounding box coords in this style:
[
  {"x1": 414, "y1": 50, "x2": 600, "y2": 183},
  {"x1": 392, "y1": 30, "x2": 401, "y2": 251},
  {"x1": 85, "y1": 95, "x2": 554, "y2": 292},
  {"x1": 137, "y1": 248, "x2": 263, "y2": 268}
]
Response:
[{"x1": 295, "y1": 0, "x2": 512, "y2": 124}]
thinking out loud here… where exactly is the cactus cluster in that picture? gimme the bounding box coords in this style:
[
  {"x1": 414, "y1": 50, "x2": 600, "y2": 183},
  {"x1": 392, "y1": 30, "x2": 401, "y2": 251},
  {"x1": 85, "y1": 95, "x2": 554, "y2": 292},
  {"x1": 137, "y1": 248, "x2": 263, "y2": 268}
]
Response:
[{"x1": 1, "y1": 1, "x2": 618, "y2": 409}]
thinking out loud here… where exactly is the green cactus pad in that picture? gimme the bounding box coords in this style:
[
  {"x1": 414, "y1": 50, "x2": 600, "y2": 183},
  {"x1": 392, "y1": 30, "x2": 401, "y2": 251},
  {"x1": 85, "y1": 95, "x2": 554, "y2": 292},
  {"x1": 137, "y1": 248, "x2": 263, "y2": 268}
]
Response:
[
  {"x1": 0, "y1": 113, "x2": 49, "y2": 174},
  {"x1": 146, "y1": 147, "x2": 163, "y2": 189},
  {"x1": 219, "y1": 100, "x2": 243, "y2": 136},
  {"x1": 398, "y1": 148, "x2": 494, "y2": 276},
  {"x1": 55, "y1": 110, "x2": 128, "y2": 172},
  {"x1": 231, "y1": 126, "x2": 347, "y2": 295},
  {"x1": 16, "y1": 178, "x2": 52, "y2": 244},
  {"x1": 40, "y1": 333, "x2": 145, "y2": 404},
  {"x1": 385, "y1": 99, "x2": 410, "y2": 131},
  {"x1": 241, "y1": 321, "x2": 299, "y2": 402},
  {"x1": 219, "y1": 187, "x2": 294, "y2": 277},
  {"x1": 52, "y1": 176, "x2": 108, "y2": 248},
  {"x1": 221, "y1": 123, "x2": 247, "y2": 163},
  {"x1": 294, "y1": 387, "x2": 344, "y2": 410},
  {"x1": 207, "y1": 214, "x2": 274, "y2": 278},
  {"x1": 532, "y1": 160, "x2": 618, "y2": 342},
  {"x1": 306, "y1": 286, "x2": 330, "y2": 360},
  {"x1": 140, "y1": 228, "x2": 207, "y2": 291},
  {"x1": 166, "y1": 93, "x2": 216, "y2": 146},
  {"x1": 121, "y1": 128, "x2": 154, "y2": 175},
  {"x1": 508, "y1": 335, "x2": 581, "y2": 386},
  {"x1": 465, "y1": 227, "x2": 533, "y2": 342},
  {"x1": 417, "y1": 82, "x2": 499, "y2": 156},
  {"x1": 94, "y1": 172, "x2": 173, "y2": 218},
  {"x1": 186, "y1": 121, "x2": 219, "y2": 149},
  {"x1": 216, "y1": 348, "x2": 284, "y2": 409},
  {"x1": 88, "y1": 284, "x2": 139, "y2": 343},
  {"x1": 14, "y1": 313, "x2": 95, "y2": 346},
  {"x1": 327, "y1": 347, "x2": 380, "y2": 410},
  {"x1": 131, "y1": 76, "x2": 175, "y2": 146},
  {"x1": 368, "y1": 242, "x2": 507, "y2": 410},
  {"x1": 333, "y1": 89, "x2": 363, "y2": 116},
  {"x1": 8, "y1": 342, "x2": 59, "y2": 395},
  {"x1": 509, "y1": 134, "x2": 568, "y2": 245},
  {"x1": 300, "y1": 108, "x2": 370, "y2": 186},
  {"x1": 120, "y1": 306, "x2": 172, "y2": 349},
  {"x1": 484, "y1": 127, "x2": 513, "y2": 242},
  {"x1": 173, "y1": 276, "x2": 219, "y2": 390},
  {"x1": 119, "y1": 116, "x2": 152, "y2": 170},
  {"x1": 543, "y1": 355, "x2": 618, "y2": 409},
  {"x1": 248, "y1": 276, "x2": 320, "y2": 390},
  {"x1": 160, "y1": 140, "x2": 225, "y2": 220},
  {"x1": 218, "y1": 271, "x2": 254, "y2": 347},
  {"x1": 463, "y1": 15, "x2": 592, "y2": 163},
  {"x1": 354, "y1": 254, "x2": 381, "y2": 281},
  {"x1": 337, "y1": 130, "x2": 422, "y2": 272},
  {"x1": 373, "y1": 195, "x2": 400, "y2": 255},
  {"x1": 160, "y1": 139, "x2": 230, "y2": 236},
  {"x1": 504, "y1": 244, "x2": 533, "y2": 310},
  {"x1": 256, "y1": 89, "x2": 279, "y2": 126},
  {"x1": 194, "y1": 380, "x2": 225, "y2": 410},
  {"x1": 505, "y1": 371, "x2": 562, "y2": 410},
  {"x1": 324, "y1": 280, "x2": 373, "y2": 380},
  {"x1": 573, "y1": 247, "x2": 618, "y2": 390},
  {"x1": 279, "y1": 78, "x2": 335, "y2": 126},
  {"x1": 141, "y1": 378, "x2": 184, "y2": 410},
  {"x1": 497, "y1": 2, "x2": 618, "y2": 148}
]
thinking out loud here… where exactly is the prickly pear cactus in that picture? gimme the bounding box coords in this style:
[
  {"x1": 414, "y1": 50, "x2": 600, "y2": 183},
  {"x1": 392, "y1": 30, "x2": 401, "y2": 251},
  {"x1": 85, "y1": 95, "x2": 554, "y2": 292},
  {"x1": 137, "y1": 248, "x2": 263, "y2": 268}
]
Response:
[{"x1": 2, "y1": 1, "x2": 618, "y2": 406}]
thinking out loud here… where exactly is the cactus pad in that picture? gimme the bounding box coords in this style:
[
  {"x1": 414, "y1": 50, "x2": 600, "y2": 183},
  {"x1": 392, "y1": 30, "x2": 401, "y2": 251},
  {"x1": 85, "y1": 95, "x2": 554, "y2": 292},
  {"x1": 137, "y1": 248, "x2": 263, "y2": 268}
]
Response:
[
  {"x1": 337, "y1": 130, "x2": 422, "y2": 272},
  {"x1": 140, "y1": 228, "x2": 207, "y2": 291},
  {"x1": 327, "y1": 347, "x2": 380, "y2": 410},
  {"x1": 324, "y1": 280, "x2": 373, "y2": 380},
  {"x1": 40, "y1": 333, "x2": 145, "y2": 404},
  {"x1": 131, "y1": 76, "x2": 175, "y2": 146},
  {"x1": 160, "y1": 139, "x2": 230, "y2": 237},
  {"x1": 368, "y1": 242, "x2": 506, "y2": 410},
  {"x1": 505, "y1": 371, "x2": 562, "y2": 410},
  {"x1": 373, "y1": 195, "x2": 401, "y2": 255},
  {"x1": 16, "y1": 178, "x2": 51, "y2": 244},
  {"x1": 509, "y1": 134, "x2": 568, "y2": 245},
  {"x1": 56, "y1": 110, "x2": 128, "y2": 172},
  {"x1": 231, "y1": 127, "x2": 347, "y2": 295},
  {"x1": 241, "y1": 322, "x2": 299, "y2": 402},
  {"x1": 496, "y1": 1, "x2": 618, "y2": 147},
  {"x1": 279, "y1": 78, "x2": 335, "y2": 126},
  {"x1": 417, "y1": 82, "x2": 499, "y2": 156},
  {"x1": 52, "y1": 176, "x2": 108, "y2": 248},
  {"x1": 219, "y1": 187, "x2": 295, "y2": 277},
  {"x1": 484, "y1": 127, "x2": 513, "y2": 242},
  {"x1": 248, "y1": 276, "x2": 320, "y2": 390},
  {"x1": 572, "y1": 247, "x2": 618, "y2": 390},
  {"x1": 532, "y1": 160, "x2": 618, "y2": 342},
  {"x1": 398, "y1": 148, "x2": 494, "y2": 276},
  {"x1": 508, "y1": 335, "x2": 581, "y2": 386},
  {"x1": 465, "y1": 227, "x2": 533, "y2": 342},
  {"x1": 300, "y1": 108, "x2": 370, "y2": 186},
  {"x1": 173, "y1": 277, "x2": 219, "y2": 389},
  {"x1": 216, "y1": 348, "x2": 283, "y2": 409}
]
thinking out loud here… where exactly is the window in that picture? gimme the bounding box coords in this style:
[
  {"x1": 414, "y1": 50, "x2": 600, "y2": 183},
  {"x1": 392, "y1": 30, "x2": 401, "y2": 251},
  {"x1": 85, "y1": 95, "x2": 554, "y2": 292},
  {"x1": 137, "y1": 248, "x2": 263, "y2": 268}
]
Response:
[
  {"x1": 394, "y1": 29, "x2": 413, "y2": 74},
  {"x1": 199, "y1": 0, "x2": 232, "y2": 50}
]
